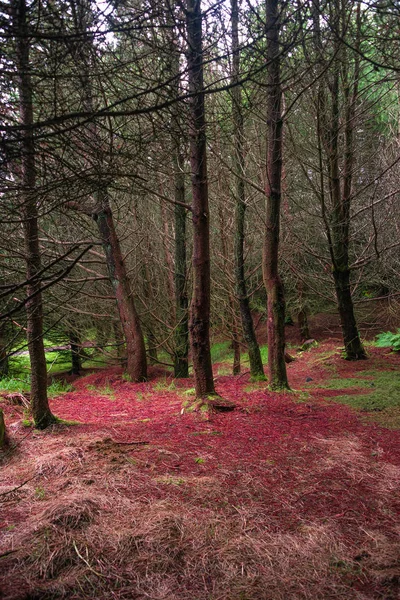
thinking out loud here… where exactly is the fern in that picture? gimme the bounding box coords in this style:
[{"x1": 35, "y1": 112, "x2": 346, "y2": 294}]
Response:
[{"x1": 375, "y1": 329, "x2": 400, "y2": 352}]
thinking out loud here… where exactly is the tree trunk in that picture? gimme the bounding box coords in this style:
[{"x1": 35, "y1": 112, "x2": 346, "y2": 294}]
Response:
[
  {"x1": 0, "y1": 329, "x2": 9, "y2": 379},
  {"x1": 262, "y1": 0, "x2": 289, "y2": 390},
  {"x1": 232, "y1": 324, "x2": 241, "y2": 375},
  {"x1": 113, "y1": 321, "x2": 124, "y2": 361},
  {"x1": 333, "y1": 268, "x2": 366, "y2": 359},
  {"x1": 146, "y1": 327, "x2": 158, "y2": 365},
  {"x1": 174, "y1": 151, "x2": 189, "y2": 378},
  {"x1": 231, "y1": 0, "x2": 265, "y2": 380},
  {"x1": 186, "y1": 0, "x2": 215, "y2": 398},
  {"x1": 0, "y1": 409, "x2": 6, "y2": 448},
  {"x1": 94, "y1": 198, "x2": 148, "y2": 381},
  {"x1": 69, "y1": 330, "x2": 81, "y2": 375},
  {"x1": 314, "y1": 0, "x2": 366, "y2": 361},
  {"x1": 14, "y1": 0, "x2": 55, "y2": 428},
  {"x1": 298, "y1": 308, "x2": 310, "y2": 343},
  {"x1": 71, "y1": 5, "x2": 148, "y2": 382}
]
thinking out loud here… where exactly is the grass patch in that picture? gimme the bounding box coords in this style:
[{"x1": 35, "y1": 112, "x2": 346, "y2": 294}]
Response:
[
  {"x1": 48, "y1": 380, "x2": 73, "y2": 397},
  {"x1": 314, "y1": 377, "x2": 374, "y2": 390},
  {"x1": 0, "y1": 375, "x2": 30, "y2": 394},
  {"x1": 324, "y1": 371, "x2": 400, "y2": 427},
  {"x1": 153, "y1": 378, "x2": 176, "y2": 392},
  {"x1": 210, "y1": 341, "x2": 234, "y2": 364},
  {"x1": 86, "y1": 382, "x2": 115, "y2": 398}
]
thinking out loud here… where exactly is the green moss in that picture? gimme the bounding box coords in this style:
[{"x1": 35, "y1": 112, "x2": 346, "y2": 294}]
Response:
[
  {"x1": 324, "y1": 371, "x2": 400, "y2": 424},
  {"x1": 182, "y1": 387, "x2": 196, "y2": 396},
  {"x1": 250, "y1": 372, "x2": 267, "y2": 383}
]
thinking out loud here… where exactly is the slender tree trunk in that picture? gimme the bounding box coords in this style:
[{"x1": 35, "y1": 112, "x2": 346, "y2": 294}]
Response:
[
  {"x1": 297, "y1": 281, "x2": 310, "y2": 342},
  {"x1": 94, "y1": 196, "x2": 148, "y2": 381},
  {"x1": 314, "y1": 0, "x2": 366, "y2": 361},
  {"x1": 174, "y1": 156, "x2": 189, "y2": 377},
  {"x1": 231, "y1": 0, "x2": 265, "y2": 379},
  {"x1": 298, "y1": 309, "x2": 310, "y2": 343},
  {"x1": 262, "y1": 0, "x2": 289, "y2": 390},
  {"x1": 69, "y1": 330, "x2": 81, "y2": 375},
  {"x1": 70, "y1": 4, "x2": 148, "y2": 381},
  {"x1": 146, "y1": 327, "x2": 158, "y2": 365},
  {"x1": 165, "y1": 6, "x2": 190, "y2": 378},
  {"x1": 186, "y1": 0, "x2": 215, "y2": 397},
  {"x1": 0, "y1": 326, "x2": 9, "y2": 379},
  {"x1": 232, "y1": 324, "x2": 241, "y2": 375},
  {"x1": 14, "y1": 0, "x2": 55, "y2": 428}
]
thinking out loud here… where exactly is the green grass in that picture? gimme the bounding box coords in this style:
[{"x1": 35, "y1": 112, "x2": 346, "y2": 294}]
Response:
[
  {"x1": 210, "y1": 341, "x2": 234, "y2": 363},
  {"x1": 329, "y1": 372, "x2": 400, "y2": 412},
  {"x1": 153, "y1": 378, "x2": 176, "y2": 392},
  {"x1": 322, "y1": 371, "x2": 400, "y2": 428},
  {"x1": 314, "y1": 377, "x2": 374, "y2": 390},
  {"x1": 0, "y1": 376, "x2": 30, "y2": 394},
  {"x1": 86, "y1": 382, "x2": 115, "y2": 398},
  {"x1": 47, "y1": 380, "x2": 73, "y2": 397}
]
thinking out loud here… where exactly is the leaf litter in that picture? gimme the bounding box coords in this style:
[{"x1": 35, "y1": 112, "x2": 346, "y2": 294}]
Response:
[{"x1": 0, "y1": 342, "x2": 399, "y2": 599}]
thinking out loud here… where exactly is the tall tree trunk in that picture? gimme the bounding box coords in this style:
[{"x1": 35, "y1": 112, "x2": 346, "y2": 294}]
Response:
[
  {"x1": 231, "y1": 0, "x2": 265, "y2": 379},
  {"x1": 94, "y1": 195, "x2": 148, "y2": 381},
  {"x1": 14, "y1": 0, "x2": 55, "y2": 428},
  {"x1": 165, "y1": 5, "x2": 190, "y2": 378},
  {"x1": 262, "y1": 0, "x2": 289, "y2": 390},
  {"x1": 174, "y1": 155, "x2": 189, "y2": 377},
  {"x1": 186, "y1": 0, "x2": 215, "y2": 397},
  {"x1": 70, "y1": 4, "x2": 148, "y2": 380},
  {"x1": 314, "y1": 0, "x2": 366, "y2": 361}
]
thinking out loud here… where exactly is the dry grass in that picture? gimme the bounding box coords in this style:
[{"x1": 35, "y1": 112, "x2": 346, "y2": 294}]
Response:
[
  {"x1": 1, "y1": 494, "x2": 369, "y2": 600},
  {"x1": 1, "y1": 430, "x2": 400, "y2": 600}
]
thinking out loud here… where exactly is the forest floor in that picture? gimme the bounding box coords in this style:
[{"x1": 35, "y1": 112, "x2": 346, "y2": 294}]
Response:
[{"x1": 0, "y1": 328, "x2": 400, "y2": 599}]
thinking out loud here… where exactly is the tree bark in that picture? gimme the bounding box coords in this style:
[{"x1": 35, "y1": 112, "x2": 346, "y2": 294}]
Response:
[
  {"x1": 0, "y1": 327, "x2": 9, "y2": 379},
  {"x1": 70, "y1": 4, "x2": 148, "y2": 381},
  {"x1": 14, "y1": 0, "x2": 56, "y2": 428},
  {"x1": 174, "y1": 163, "x2": 189, "y2": 377},
  {"x1": 298, "y1": 309, "x2": 310, "y2": 343},
  {"x1": 69, "y1": 330, "x2": 81, "y2": 375},
  {"x1": 231, "y1": 0, "x2": 265, "y2": 380},
  {"x1": 262, "y1": 0, "x2": 289, "y2": 390},
  {"x1": 314, "y1": 0, "x2": 366, "y2": 361},
  {"x1": 186, "y1": 0, "x2": 215, "y2": 397},
  {"x1": 94, "y1": 197, "x2": 148, "y2": 381}
]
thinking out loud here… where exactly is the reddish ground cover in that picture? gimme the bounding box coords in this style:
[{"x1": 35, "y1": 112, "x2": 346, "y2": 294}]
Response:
[{"x1": 1, "y1": 341, "x2": 399, "y2": 600}]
